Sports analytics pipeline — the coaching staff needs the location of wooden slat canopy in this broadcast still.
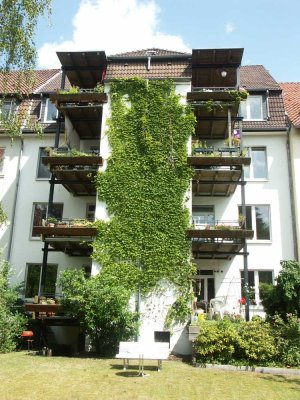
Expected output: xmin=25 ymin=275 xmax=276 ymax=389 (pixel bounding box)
xmin=57 ymin=51 xmax=107 ymax=88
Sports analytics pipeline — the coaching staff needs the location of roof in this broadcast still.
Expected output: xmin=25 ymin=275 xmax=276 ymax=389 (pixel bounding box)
xmin=280 ymin=83 xmax=300 ymax=127
xmin=240 ymin=65 xmax=281 ymax=90
xmin=0 ymin=69 xmax=61 ymax=95
xmin=110 ymin=48 xmax=190 ymax=57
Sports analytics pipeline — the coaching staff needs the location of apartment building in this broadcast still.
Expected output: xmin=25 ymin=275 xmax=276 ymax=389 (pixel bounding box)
xmin=0 ymin=48 xmax=294 ymax=354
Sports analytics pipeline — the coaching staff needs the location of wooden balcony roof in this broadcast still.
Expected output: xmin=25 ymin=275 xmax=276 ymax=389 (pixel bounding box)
xmin=50 ymin=93 xmax=107 ymax=140
xmin=56 ymin=51 xmax=107 ymax=88
xmin=191 ymin=48 xmax=243 ymax=88
xmin=32 ymin=226 xmax=97 ymax=256
xmin=187 ymin=227 xmax=253 ymax=259
xmin=42 ymin=156 xmax=102 ymax=196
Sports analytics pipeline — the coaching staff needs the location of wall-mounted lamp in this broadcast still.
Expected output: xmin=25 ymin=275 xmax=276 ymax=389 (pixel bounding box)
xmin=221 ymin=70 xmax=228 ymax=78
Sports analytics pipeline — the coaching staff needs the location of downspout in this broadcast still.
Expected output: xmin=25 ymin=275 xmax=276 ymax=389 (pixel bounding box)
xmin=7 ymin=138 xmax=23 ymax=263
xmin=286 ymin=120 xmax=299 ymax=260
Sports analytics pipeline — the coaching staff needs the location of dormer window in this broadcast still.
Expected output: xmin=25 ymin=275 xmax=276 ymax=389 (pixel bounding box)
xmin=43 ymin=98 xmax=57 ymax=123
xmin=240 ymin=95 xmax=264 ymax=121
xmin=0 ymin=99 xmax=17 ymax=120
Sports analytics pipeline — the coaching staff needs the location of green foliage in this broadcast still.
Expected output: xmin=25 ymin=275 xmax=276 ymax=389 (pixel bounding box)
xmin=260 ymin=260 xmax=300 ymax=318
xmin=235 ymin=317 xmax=277 ymax=364
xmin=0 ymin=0 xmax=51 ymax=71
xmin=93 ymin=78 xmax=196 ymax=326
xmin=270 ymin=314 xmax=300 ymax=367
xmin=193 ymin=317 xmax=299 ymax=367
xmin=165 ymin=290 xmax=194 ymax=329
xmin=59 ymin=269 xmax=139 ymax=356
xmin=0 ymin=203 xmax=7 ymax=225
xmin=193 ymin=320 xmax=239 ymax=364
xmin=0 ymin=260 xmax=27 ymax=353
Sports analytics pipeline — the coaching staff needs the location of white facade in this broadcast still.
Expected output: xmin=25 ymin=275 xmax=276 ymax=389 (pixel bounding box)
xmin=0 ymin=50 xmax=296 ymax=356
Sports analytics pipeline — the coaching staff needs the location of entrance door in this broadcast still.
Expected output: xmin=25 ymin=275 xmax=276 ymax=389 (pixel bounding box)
xmin=194 ymin=270 xmax=215 ymax=311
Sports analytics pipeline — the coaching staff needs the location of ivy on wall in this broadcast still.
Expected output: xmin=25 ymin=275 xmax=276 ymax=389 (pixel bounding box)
xmin=93 ymin=78 xmax=196 ymax=309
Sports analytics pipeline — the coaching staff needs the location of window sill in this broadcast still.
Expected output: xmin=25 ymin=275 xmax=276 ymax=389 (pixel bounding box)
xmin=36 ymin=177 xmax=51 ymax=181
xmin=248 ymin=240 xmax=272 ymax=244
xmin=244 ymin=178 xmax=268 ymax=182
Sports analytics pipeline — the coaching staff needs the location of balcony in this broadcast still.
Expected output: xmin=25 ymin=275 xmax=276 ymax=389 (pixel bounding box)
xmin=187 ymin=222 xmax=254 ymax=260
xmin=42 ymin=150 xmax=102 ymax=196
xmin=190 ymin=48 xmax=244 ymax=89
xmin=50 ymin=91 xmax=108 ymax=139
xmin=188 ymin=149 xmax=250 ymax=196
xmin=32 ymin=219 xmax=98 ymax=257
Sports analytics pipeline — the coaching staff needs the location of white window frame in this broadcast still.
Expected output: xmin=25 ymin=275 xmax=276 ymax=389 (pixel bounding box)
xmin=25 ymin=263 xmax=58 ymax=299
xmin=244 ymin=147 xmax=268 ymax=180
xmin=0 ymin=99 xmax=17 ymax=120
xmin=43 ymin=98 xmax=57 ymax=123
xmin=240 ymin=269 xmax=274 ymax=305
xmin=36 ymin=147 xmax=51 ymax=180
xmin=240 ymin=95 xmax=264 ymax=121
xmin=239 ymin=204 xmax=271 ymax=242
xmin=30 ymin=202 xmax=63 ymax=239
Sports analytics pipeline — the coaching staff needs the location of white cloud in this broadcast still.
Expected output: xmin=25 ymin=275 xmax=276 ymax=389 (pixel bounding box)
xmin=38 ymin=0 xmax=190 ymax=68
xmin=225 ymin=22 xmax=235 ymax=34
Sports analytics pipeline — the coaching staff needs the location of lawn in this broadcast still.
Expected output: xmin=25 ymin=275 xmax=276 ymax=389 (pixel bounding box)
xmin=0 ymin=352 xmax=299 ymax=400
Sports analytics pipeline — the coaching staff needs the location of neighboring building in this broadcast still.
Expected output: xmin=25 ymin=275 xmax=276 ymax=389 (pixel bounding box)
xmin=0 ymin=48 xmax=294 ymax=355
xmin=280 ymin=82 xmax=300 ymax=260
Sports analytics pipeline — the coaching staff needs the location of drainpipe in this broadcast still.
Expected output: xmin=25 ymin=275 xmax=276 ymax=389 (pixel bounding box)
xmin=7 ymin=138 xmax=23 ymax=263
xmin=286 ymin=121 xmax=299 ymax=260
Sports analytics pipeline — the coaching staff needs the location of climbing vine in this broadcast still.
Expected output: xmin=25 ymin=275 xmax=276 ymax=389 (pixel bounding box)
xmin=93 ymin=78 xmax=196 ymax=319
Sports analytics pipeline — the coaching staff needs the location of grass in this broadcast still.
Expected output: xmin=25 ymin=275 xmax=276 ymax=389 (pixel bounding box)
xmin=0 ymin=352 xmax=299 ymax=400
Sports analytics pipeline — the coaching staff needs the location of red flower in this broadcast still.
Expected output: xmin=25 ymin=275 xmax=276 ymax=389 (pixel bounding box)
xmin=239 ymin=297 xmax=246 ymax=305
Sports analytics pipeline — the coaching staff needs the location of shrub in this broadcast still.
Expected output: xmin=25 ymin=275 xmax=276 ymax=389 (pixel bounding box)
xmin=260 ymin=260 xmax=300 ymax=319
xmin=271 ymin=314 xmax=300 ymax=367
xmin=0 ymin=260 xmax=27 ymax=353
xmin=60 ymin=269 xmax=139 ymax=356
xmin=235 ymin=317 xmax=277 ymax=364
xmin=193 ymin=319 xmax=239 ymax=364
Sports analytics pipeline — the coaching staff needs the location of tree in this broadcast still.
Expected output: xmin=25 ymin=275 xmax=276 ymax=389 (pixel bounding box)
xmin=0 ymin=259 xmax=26 ymax=352
xmin=260 ymin=260 xmax=300 ymax=319
xmin=0 ymin=0 xmax=51 ymax=71
xmin=60 ymin=269 xmax=139 ymax=356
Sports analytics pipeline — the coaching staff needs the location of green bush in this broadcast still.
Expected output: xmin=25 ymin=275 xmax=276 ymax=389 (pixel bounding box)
xmin=193 ymin=317 xmax=298 ymax=367
xmin=235 ymin=317 xmax=277 ymax=364
xmin=260 ymin=260 xmax=300 ymax=319
xmin=60 ymin=269 xmax=139 ymax=356
xmin=271 ymin=314 xmax=300 ymax=367
xmin=0 ymin=260 xmax=27 ymax=353
xmin=193 ymin=319 xmax=239 ymax=364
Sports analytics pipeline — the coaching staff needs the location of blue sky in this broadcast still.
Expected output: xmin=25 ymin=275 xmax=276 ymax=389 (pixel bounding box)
xmin=36 ymin=0 xmax=299 ymax=82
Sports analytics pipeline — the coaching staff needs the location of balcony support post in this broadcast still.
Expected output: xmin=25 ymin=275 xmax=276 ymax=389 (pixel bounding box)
xmin=41 ymin=70 xmax=66 ymax=296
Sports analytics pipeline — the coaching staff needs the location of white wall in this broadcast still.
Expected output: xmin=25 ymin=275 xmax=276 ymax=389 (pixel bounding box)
xmin=3 ymin=135 xmax=94 ymax=292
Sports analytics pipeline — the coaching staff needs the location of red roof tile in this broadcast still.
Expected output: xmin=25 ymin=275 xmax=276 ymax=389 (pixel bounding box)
xmin=280 ymin=83 xmax=300 ymax=127
xmin=240 ymin=65 xmax=280 ymax=90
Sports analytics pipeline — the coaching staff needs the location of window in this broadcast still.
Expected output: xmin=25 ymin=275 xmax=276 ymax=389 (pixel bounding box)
xmin=86 ymin=204 xmax=95 ymax=221
xmin=37 ymin=147 xmax=51 ymax=179
xmin=43 ymin=98 xmax=57 ymax=123
xmin=239 ymin=205 xmax=271 ymax=240
xmin=25 ymin=263 xmax=58 ymax=298
xmin=192 ymin=206 xmax=214 ymax=228
xmin=0 ymin=99 xmax=17 ymax=120
xmin=244 ymin=147 xmax=267 ymax=179
xmin=240 ymin=95 xmax=264 ymax=121
xmin=240 ymin=270 xmax=273 ymax=304
xmin=31 ymin=203 xmax=63 ymax=237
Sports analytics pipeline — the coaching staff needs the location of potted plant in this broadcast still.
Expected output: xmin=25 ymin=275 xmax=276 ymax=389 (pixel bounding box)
xmin=46 ymin=217 xmax=57 ymax=227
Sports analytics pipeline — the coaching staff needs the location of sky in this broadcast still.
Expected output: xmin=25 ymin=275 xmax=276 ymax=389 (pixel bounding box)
xmin=35 ymin=0 xmax=299 ymax=83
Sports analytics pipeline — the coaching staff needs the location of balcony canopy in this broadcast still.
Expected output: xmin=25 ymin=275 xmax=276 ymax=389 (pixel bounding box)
xmin=191 ymin=48 xmax=244 ymax=89
xmin=33 ymin=226 xmax=97 ymax=257
xmin=42 ymin=155 xmax=102 ymax=196
xmin=187 ymin=228 xmax=253 ymax=260
xmin=57 ymin=51 xmax=107 ymax=88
